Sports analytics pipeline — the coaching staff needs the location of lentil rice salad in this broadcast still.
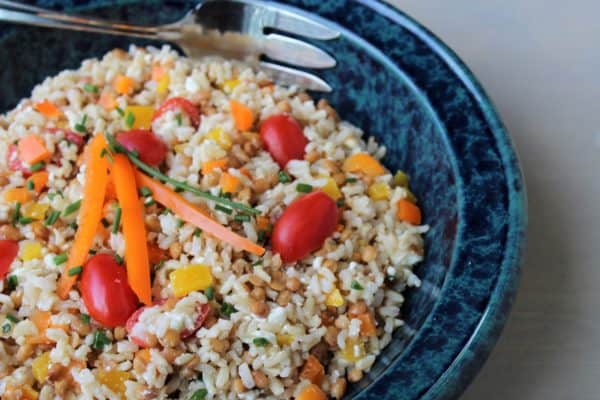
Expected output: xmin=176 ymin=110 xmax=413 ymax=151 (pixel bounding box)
xmin=0 ymin=46 xmax=427 ymax=400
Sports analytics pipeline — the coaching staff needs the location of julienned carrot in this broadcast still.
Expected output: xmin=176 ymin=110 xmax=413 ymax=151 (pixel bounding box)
xmin=110 ymin=155 xmax=152 ymax=305
xmin=18 ymin=135 xmax=52 ymax=165
xmin=34 ymin=100 xmax=62 ymax=118
xmin=396 ymin=199 xmax=422 ymax=225
xmin=57 ymin=135 xmax=110 ymax=299
xmin=229 ymin=100 xmax=254 ymax=131
xmin=135 ymin=171 xmax=265 ymax=256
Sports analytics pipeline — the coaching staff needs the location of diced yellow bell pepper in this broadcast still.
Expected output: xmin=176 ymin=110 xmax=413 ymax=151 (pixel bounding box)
xmin=31 ymin=352 xmax=51 ymax=383
xmin=21 ymin=241 xmax=42 ymax=261
xmin=393 ymin=170 xmax=409 ymax=187
xmin=325 ymin=288 xmax=344 ymax=307
xmin=97 ymin=370 xmax=131 ymax=399
xmin=367 ymin=182 xmax=391 ymax=201
xmin=276 ymin=334 xmax=294 ymax=346
xmin=222 ymin=79 xmax=240 ymax=93
xmin=341 ymin=337 xmax=365 ymax=362
xmin=206 ymin=127 xmax=232 ymax=150
xmin=320 ymin=177 xmax=342 ymax=200
xmin=156 ymin=74 xmax=170 ymax=95
xmin=124 ymin=106 xmax=155 ymax=130
xmin=3 ymin=188 xmax=32 ymax=204
xmin=343 ymin=153 xmax=385 ymax=177
xmin=169 ymin=264 xmax=213 ymax=298
xmin=23 ymin=203 xmax=50 ymax=221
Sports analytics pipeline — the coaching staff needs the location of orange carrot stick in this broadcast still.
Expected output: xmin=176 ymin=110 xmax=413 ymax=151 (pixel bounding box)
xmin=110 ymin=155 xmax=152 ymax=305
xmin=18 ymin=135 xmax=51 ymax=165
xmin=229 ymin=100 xmax=254 ymax=131
xmin=57 ymin=135 xmax=110 ymax=299
xmin=135 ymin=171 xmax=265 ymax=256
xmin=34 ymin=100 xmax=62 ymax=118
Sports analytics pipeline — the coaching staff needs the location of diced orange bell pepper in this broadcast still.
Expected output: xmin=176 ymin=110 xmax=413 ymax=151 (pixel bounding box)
xmin=297 ymin=384 xmax=327 ymax=400
xmin=18 ymin=135 xmax=51 ymax=165
xmin=219 ymin=172 xmax=240 ymax=194
xmin=300 ymin=355 xmax=325 ymax=384
xmin=29 ymin=171 xmax=49 ymax=193
xmin=3 ymin=188 xmax=32 ymax=203
xmin=396 ymin=199 xmax=422 ymax=225
xmin=343 ymin=153 xmax=385 ymax=177
xmin=34 ymin=100 xmax=62 ymax=119
xmin=113 ymin=75 xmax=135 ymax=95
xmin=202 ymin=158 xmax=228 ymax=175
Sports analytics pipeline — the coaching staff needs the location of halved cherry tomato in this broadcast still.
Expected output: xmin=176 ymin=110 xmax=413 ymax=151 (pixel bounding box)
xmin=116 ymin=129 xmax=168 ymax=167
xmin=0 ymin=240 xmax=18 ymax=280
xmin=260 ymin=114 xmax=308 ymax=168
xmin=7 ymin=144 xmax=31 ymax=176
xmin=271 ymin=191 xmax=338 ymax=263
xmin=80 ymin=253 xmax=139 ymax=328
xmin=126 ymin=300 xmax=210 ymax=347
xmin=153 ymin=97 xmax=200 ymax=128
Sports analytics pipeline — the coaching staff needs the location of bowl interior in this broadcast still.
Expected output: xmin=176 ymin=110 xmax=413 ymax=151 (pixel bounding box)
xmin=1 ymin=2 xmax=523 ymax=400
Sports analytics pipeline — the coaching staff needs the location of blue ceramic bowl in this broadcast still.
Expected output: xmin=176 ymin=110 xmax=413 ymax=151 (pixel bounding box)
xmin=0 ymin=1 xmax=526 ymax=399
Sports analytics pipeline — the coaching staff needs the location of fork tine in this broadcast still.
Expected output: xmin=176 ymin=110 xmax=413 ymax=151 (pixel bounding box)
xmin=259 ymin=61 xmax=332 ymax=92
xmin=263 ymin=33 xmax=336 ymax=69
xmin=267 ymin=6 xmax=340 ymax=40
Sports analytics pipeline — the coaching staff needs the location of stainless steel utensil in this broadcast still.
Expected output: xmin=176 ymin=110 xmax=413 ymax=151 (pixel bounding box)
xmin=0 ymin=0 xmax=339 ymax=91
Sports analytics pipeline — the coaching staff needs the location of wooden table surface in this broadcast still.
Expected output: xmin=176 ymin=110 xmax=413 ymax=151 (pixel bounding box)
xmin=387 ymin=1 xmax=600 ymax=399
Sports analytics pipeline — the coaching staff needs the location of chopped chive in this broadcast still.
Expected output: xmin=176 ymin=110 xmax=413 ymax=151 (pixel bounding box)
xmin=12 ymin=202 xmax=21 ymax=223
xmin=174 ymin=187 xmax=185 ymax=193
xmin=26 ymin=180 xmax=34 ymax=191
xmin=252 ymin=337 xmax=270 ymax=347
xmin=53 ymin=253 xmax=68 ymax=266
xmin=176 ymin=113 xmax=183 ymax=126
xmin=116 ymin=107 xmax=125 ymax=117
xmin=100 ymin=148 xmax=114 ymax=164
xmin=189 ymin=388 xmax=208 ymax=400
xmin=351 ymin=280 xmax=364 ymax=290
xmin=75 ymin=114 xmax=88 ymax=133
xmin=114 ymin=254 xmax=124 ymax=265
xmin=47 ymin=190 xmax=63 ymax=201
xmin=140 ymin=186 xmax=152 ymax=197
xmin=130 ymin=149 xmax=139 ymax=159
xmin=257 ymin=230 xmax=266 ymax=243
xmin=68 ymin=266 xmax=83 ymax=276
xmin=81 ymin=313 xmax=91 ymax=324
xmin=105 ymin=133 xmax=260 ymax=215
xmin=234 ymin=214 xmax=250 ymax=222
xmin=7 ymin=275 xmax=18 ymax=291
xmin=44 ymin=210 xmax=61 ymax=226
xmin=296 ymin=183 xmax=313 ymax=193
xmin=125 ymin=111 xmax=135 ymax=129
xmin=112 ymin=207 xmax=122 ymax=234
xmin=92 ymin=330 xmax=111 ymax=350
xmin=69 ymin=221 xmax=78 ymax=230
xmin=18 ymin=217 xmax=33 ymax=225
xmin=193 ymin=228 xmax=202 ymax=237
xmin=83 ymin=83 xmax=99 ymax=93
xmin=176 ymin=219 xmax=184 ymax=228
xmin=144 ymin=198 xmax=156 ymax=207
xmin=154 ymin=260 xmax=165 ymax=271
xmin=220 ymin=302 xmax=237 ymax=317
xmin=278 ymin=171 xmax=291 ymax=183
xmin=252 ymin=260 xmax=262 ymax=267
xmin=215 ymin=204 xmax=233 ymax=215
xmin=205 ymin=286 xmax=214 ymax=301
xmin=345 ymin=177 xmax=358 ymax=184
xmin=30 ymin=162 xmax=45 ymax=172
xmin=63 ymin=200 xmax=82 ymax=217
xmin=6 ymin=314 xmax=18 ymax=323
xmin=2 ymin=323 xmax=10 ymax=333
xmin=336 ymin=199 xmax=345 ymax=208
xmin=101 ymin=218 xmax=110 ymax=228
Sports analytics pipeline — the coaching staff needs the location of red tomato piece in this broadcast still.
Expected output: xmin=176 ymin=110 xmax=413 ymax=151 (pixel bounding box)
xmin=126 ymin=300 xmax=210 ymax=347
xmin=47 ymin=128 xmax=85 ymax=148
xmin=153 ymin=97 xmax=200 ymax=128
xmin=271 ymin=191 xmax=338 ymax=263
xmin=116 ymin=129 xmax=168 ymax=167
xmin=80 ymin=253 xmax=139 ymax=328
xmin=260 ymin=114 xmax=308 ymax=168
xmin=7 ymin=144 xmax=31 ymax=176
xmin=0 ymin=240 xmax=18 ymax=280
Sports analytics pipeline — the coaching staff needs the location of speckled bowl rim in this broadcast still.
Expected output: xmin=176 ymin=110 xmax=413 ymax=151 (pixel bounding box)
xmin=348 ymin=1 xmax=528 ymax=399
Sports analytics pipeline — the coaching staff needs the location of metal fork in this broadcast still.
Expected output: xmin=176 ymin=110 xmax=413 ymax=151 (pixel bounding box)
xmin=0 ymin=0 xmax=339 ymax=92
